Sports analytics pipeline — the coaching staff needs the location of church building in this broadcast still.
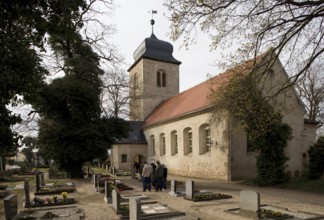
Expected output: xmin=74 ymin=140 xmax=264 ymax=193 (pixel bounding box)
xmin=110 ymin=24 xmax=318 ymax=181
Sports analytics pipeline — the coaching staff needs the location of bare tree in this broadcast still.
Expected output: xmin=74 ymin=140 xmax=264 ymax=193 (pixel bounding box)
xmin=100 ymin=69 xmax=129 ymax=118
xmin=41 ymin=0 xmax=122 ymax=79
xmin=296 ymin=62 xmax=324 ymax=124
xmin=164 ymin=1 xmax=324 ymax=82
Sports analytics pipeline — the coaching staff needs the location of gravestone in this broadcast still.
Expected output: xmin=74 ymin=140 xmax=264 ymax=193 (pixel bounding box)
xmin=129 ymin=197 xmax=141 ymax=220
xmin=4 ymin=194 xmax=18 ymax=220
xmin=171 ymin=180 xmax=177 ymax=193
xmin=35 ymin=173 xmax=40 ymax=192
xmin=40 ymin=172 xmax=45 ymax=186
xmin=104 ymin=181 xmax=112 ymax=203
xmin=112 ymin=189 xmax=121 ymax=213
xmin=185 ymin=180 xmax=194 ymax=199
xmin=24 ymin=180 xmax=30 ymax=206
xmin=240 ymin=190 xmax=260 ymax=213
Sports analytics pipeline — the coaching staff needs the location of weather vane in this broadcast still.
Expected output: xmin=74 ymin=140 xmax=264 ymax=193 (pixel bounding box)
xmin=149 ymin=10 xmax=157 ymax=34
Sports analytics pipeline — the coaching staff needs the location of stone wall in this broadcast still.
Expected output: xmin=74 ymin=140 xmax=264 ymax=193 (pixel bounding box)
xmin=128 ymin=59 xmax=180 ymax=120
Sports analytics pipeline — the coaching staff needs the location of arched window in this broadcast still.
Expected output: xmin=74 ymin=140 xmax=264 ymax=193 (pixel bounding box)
xmin=150 ymin=135 xmax=155 ymax=156
xmin=183 ymin=127 xmax=193 ymax=155
xmin=157 ymin=69 xmax=166 ymax=87
xmin=199 ymin=124 xmax=211 ymax=154
xmin=159 ymin=133 xmax=166 ymax=156
xmin=171 ymin=130 xmax=178 ymax=156
xmin=162 ymin=72 xmax=166 ymax=87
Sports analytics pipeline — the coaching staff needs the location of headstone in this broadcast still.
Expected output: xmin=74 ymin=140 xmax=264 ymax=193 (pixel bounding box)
xmin=104 ymin=181 xmax=112 ymax=203
xmin=112 ymin=189 xmax=121 ymax=213
xmin=96 ymin=174 xmax=101 ymax=190
xmin=106 ymin=165 xmax=108 ymax=173
xmin=129 ymin=197 xmax=141 ymax=220
xmin=24 ymin=180 xmax=30 ymax=205
xmin=4 ymin=194 xmax=18 ymax=220
xmin=185 ymin=180 xmax=194 ymax=199
xmin=40 ymin=172 xmax=45 ymax=186
xmin=35 ymin=173 xmax=40 ymax=192
xmin=240 ymin=190 xmax=260 ymax=213
xmin=171 ymin=180 xmax=177 ymax=193
xmin=93 ymin=173 xmax=98 ymax=186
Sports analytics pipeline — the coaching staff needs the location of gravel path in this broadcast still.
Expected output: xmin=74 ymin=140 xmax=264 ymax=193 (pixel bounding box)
xmin=3 ymin=174 xmax=324 ymax=220
xmin=71 ymin=175 xmax=324 ymax=220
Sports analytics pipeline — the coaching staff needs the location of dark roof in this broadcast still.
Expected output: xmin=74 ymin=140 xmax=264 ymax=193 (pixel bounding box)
xmin=128 ymin=34 xmax=181 ymax=71
xmin=115 ymin=121 xmax=147 ymax=144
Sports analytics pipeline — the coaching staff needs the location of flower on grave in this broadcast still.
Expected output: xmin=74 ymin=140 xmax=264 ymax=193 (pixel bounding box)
xmin=61 ymin=192 xmax=68 ymax=200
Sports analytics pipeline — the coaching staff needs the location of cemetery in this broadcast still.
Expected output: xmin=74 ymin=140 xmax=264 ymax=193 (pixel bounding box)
xmin=1 ymin=165 xmax=324 ymax=220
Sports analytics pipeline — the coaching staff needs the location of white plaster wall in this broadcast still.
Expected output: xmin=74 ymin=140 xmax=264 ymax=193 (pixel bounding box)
xmin=230 ymin=126 xmax=258 ymax=180
xmin=144 ymin=112 xmax=230 ymax=181
xmin=110 ymin=144 xmax=147 ymax=171
xmin=259 ymin=59 xmax=317 ymax=176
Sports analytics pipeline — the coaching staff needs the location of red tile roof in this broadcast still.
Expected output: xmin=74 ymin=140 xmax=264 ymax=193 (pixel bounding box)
xmin=143 ymin=52 xmax=268 ymax=128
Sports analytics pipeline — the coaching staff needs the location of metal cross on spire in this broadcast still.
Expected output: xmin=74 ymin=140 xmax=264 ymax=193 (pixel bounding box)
xmin=149 ymin=10 xmax=157 ymax=34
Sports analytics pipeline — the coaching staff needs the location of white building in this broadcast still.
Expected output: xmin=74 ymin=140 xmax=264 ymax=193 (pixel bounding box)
xmin=110 ymin=31 xmax=318 ymax=181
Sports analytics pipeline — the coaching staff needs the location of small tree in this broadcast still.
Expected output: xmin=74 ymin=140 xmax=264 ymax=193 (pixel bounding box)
xmin=308 ymin=137 xmax=324 ymax=179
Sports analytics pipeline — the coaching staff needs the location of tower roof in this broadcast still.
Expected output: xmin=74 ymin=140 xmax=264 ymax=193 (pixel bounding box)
xmin=128 ymin=33 xmax=181 ymax=71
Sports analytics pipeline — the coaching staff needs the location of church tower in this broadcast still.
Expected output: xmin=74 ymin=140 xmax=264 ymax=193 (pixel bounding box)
xmin=128 ymin=19 xmax=181 ymax=121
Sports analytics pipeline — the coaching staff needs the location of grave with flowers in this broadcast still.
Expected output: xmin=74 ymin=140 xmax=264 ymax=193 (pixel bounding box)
xmin=25 ymin=192 xmax=76 ymax=208
xmin=34 ymin=173 xmax=75 ymax=195
xmin=24 ymin=180 xmax=76 ymax=208
xmin=182 ymin=180 xmax=232 ymax=202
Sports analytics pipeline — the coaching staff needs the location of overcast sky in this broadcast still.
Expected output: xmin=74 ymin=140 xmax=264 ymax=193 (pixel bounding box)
xmin=111 ymin=0 xmax=221 ymax=92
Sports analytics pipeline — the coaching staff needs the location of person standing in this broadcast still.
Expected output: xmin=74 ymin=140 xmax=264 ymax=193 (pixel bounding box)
xmin=150 ymin=162 xmax=157 ymax=188
xmin=155 ymin=161 xmax=164 ymax=191
xmin=162 ymin=165 xmax=168 ymax=190
xmin=142 ymin=162 xmax=152 ymax=192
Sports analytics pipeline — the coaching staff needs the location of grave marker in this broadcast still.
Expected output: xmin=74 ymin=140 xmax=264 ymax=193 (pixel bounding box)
xmin=104 ymin=181 xmax=112 ymax=203
xmin=112 ymin=189 xmax=121 ymax=213
xmin=40 ymin=172 xmax=45 ymax=186
xmin=4 ymin=194 xmax=18 ymax=220
xmin=185 ymin=180 xmax=194 ymax=199
xmin=24 ymin=180 xmax=30 ymax=206
xmin=35 ymin=173 xmax=40 ymax=192
xmin=240 ymin=190 xmax=260 ymax=213
xmin=171 ymin=180 xmax=177 ymax=193
xmin=129 ymin=197 xmax=141 ymax=220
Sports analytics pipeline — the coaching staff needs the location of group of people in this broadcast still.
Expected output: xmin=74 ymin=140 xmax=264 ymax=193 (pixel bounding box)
xmin=138 ymin=160 xmax=168 ymax=192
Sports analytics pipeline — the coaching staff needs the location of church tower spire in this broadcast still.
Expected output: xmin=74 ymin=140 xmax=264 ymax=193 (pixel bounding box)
xmin=128 ymin=15 xmax=181 ymax=121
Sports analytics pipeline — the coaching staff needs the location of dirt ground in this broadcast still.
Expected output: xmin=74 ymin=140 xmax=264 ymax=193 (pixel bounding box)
xmin=2 ymin=174 xmax=324 ymax=220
